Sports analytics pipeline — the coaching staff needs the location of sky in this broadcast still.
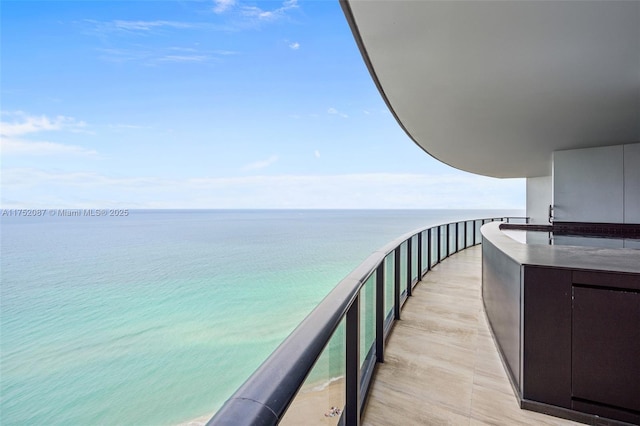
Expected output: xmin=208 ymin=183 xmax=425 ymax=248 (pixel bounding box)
xmin=0 ymin=0 xmax=525 ymax=209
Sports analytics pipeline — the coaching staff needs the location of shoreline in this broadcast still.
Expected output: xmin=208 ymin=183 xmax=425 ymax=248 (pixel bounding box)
xmin=280 ymin=377 xmax=345 ymax=425
xmin=177 ymin=414 xmax=215 ymax=426
xmin=178 ymin=376 xmax=345 ymax=426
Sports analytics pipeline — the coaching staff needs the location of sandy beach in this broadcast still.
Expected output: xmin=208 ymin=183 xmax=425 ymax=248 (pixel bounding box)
xmin=177 ymin=413 xmax=215 ymax=426
xmin=279 ymin=377 xmax=345 ymax=426
xmin=179 ymin=377 xmax=345 ymax=426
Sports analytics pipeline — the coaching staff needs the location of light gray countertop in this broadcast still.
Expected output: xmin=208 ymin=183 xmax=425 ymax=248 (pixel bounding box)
xmin=481 ymin=222 xmax=640 ymax=275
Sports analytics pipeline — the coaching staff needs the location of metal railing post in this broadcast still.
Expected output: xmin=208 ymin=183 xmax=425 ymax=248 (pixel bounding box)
xmin=406 ymin=238 xmax=412 ymax=297
xmin=427 ymin=229 xmax=432 ymax=270
xmin=375 ymin=265 xmax=384 ymax=363
xmin=446 ymin=224 xmax=450 ymax=258
xmin=417 ymin=232 xmax=423 ymax=278
xmin=437 ymin=226 xmax=441 ymax=263
xmin=345 ymin=295 xmax=361 ymax=426
xmin=463 ymin=221 xmax=468 ymax=249
xmin=394 ymin=248 xmax=401 ymax=320
xmin=473 ymin=220 xmax=477 ymax=245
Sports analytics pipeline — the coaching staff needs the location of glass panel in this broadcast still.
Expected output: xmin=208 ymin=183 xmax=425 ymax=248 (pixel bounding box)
xmin=440 ymin=225 xmax=446 ymax=258
xmin=475 ymin=220 xmax=482 ymax=243
xmin=399 ymin=241 xmax=407 ymax=293
xmin=384 ymin=253 xmax=394 ymax=321
xmin=411 ymin=235 xmax=418 ymax=282
xmin=430 ymin=228 xmax=438 ymax=267
xmin=458 ymin=222 xmax=466 ymax=250
xmin=360 ymin=274 xmax=376 ymax=367
xmin=280 ymin=319 xmax=345 ymax=425
xmin=449 ymin=224 xmax=456 ymax=255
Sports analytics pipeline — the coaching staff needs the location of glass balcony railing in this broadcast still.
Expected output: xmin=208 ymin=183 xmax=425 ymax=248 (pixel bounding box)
xmin=208 ymin=216 xmax=528 ymax=426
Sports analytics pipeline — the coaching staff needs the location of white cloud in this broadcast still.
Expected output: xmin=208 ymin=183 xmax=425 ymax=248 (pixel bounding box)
xmin=1 ymin=112 xmax=87 ymax=137
xmin=212 ymin=50 xmax=239 ymax=56
xmin=83 ymin=2 xmax=297 ymax=38
xmin=242 ymin=6 xmax=274 ymax=20
xmin=1 ymin=168 xmax=525 ymax=210
xmin=241 ymin=155 xmax=279 ymax=171
xmin=95 ymin=47 xmax=141 ymax=63
xmin=283 ymin=0 xmax=298 ymax=9
xmin=327 ymin=107 xmax=348 ymax=119
xmin=0 ymin=139 xmax=97 ymax=156
xmin=241 ymin=0 xmax=299 ymax=21
xmin=112 ymin=20 xmax=195 ymax=32
xmin=95 ymin=45 xmax=236 ymax=65
xmin=168 ymin=46 xmax=198 ymax=52
xmin=213 ymin=0 xmax=236 ymax=14
xmin=314 ymin=150 xmax=321 ymax=158
xmin=82 ymin=19 xmax=234 ymax=40
xmin=108 ymin=123 xmax=149 ymax=130
xmin=158 ymin=55 xmax=209 ymax=62
xmin=0 ymin=112 xmax=97 ymax=157
xmin=289 ymin=42 xmax=300 ymax=50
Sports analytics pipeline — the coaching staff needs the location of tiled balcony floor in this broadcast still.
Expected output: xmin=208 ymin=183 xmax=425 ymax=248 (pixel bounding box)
xmin=362 ymin=245 xmax=581 ymax=426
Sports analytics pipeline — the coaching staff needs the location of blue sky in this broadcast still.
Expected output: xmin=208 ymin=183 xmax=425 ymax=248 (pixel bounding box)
xmin=1 ymin=0 xmax=525 ymax=209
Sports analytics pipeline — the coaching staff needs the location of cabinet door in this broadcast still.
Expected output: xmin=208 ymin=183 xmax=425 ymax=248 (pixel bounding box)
xmin=523 ymin=266 xmax=572 ymax=408
xmin=572 ymin=286 xmax=640 ymax=412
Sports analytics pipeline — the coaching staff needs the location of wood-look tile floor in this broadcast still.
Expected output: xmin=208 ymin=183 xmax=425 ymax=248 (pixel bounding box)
xmin=361 ymin=246 xmax=581 ymax=426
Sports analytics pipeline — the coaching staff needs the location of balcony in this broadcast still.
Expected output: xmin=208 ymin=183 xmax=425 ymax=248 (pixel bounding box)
xmin=210 ymin=217 xmax=588 ymax=425
xmin=361 ymin=244 xmax=578 ymax=425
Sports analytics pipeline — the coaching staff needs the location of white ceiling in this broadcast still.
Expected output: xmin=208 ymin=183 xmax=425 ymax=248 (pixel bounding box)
xmin=343 ymin=0 xmax=640 ymax=178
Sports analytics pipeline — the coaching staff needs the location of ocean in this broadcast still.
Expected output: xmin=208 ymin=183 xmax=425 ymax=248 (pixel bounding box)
xmin=0 ymin=209 xmax=523 ymax=425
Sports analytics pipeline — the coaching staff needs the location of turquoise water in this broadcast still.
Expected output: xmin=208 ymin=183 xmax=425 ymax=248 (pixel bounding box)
xmin=0 ymin=209 xmax=522 ymax=425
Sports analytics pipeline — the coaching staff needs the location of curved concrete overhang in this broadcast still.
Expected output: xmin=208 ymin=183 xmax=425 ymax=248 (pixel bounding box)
xmin=341 ymin=1 xmax=640 ymax=178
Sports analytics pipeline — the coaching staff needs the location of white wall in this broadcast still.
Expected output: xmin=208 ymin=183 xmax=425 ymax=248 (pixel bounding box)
xmin=624 ymin=143 xmax=640 ymax=223
xmin=526 ymin=176 xmax=552 ymax=224
xmin=552 ymin=143 xmax=639 ymax=224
